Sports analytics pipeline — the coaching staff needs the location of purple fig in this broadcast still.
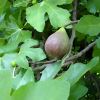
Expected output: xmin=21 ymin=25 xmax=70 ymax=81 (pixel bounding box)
xmin=45 ymin=27 xmax=69 ymax=59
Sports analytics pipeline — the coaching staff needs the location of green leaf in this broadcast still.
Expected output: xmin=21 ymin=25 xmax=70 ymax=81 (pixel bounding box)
xmin=0 ymin=70 xmax=12 ymax=100
xmin=0 ymin=0 xmax=7 ymax=14
xmin=86 ymin=1 xmax=96 ymax=14
xmin=45 ymin=3 xmax=70 ymax=28
xmin=69 ymin=83 xmax=88 ymax=100
xmin=20 ymin=39 xmax=46 ymax=61
xmin=0 ymin=16 xmax=32 ymax=55
xmin=2 ymin=53 xmax=17 ymax=69
xmin=40 ymin=61 xmax=61 ymax=81
xmin=23 ymin=48 xmax=46 ymax=61
xmin=16 ymin=54 xmax=29 ymax=68
xmin=26 ymin=3 xmax=46 ymax=32
xmin=66 ymin=0 xmax=73 ymax=4
xmin=45 ymin=0 xmax=73 ymax=6
xmin=93 ymin=47 xmax=100 ymax=57
xmin=13 ymin=0 xmax=30 ymax=7
xmin=12 ymin=79 xmax=70 ymax=100
xmin=0 ymin=38 xmax=5 ymax=46
xmin=86 ymin=0 xmax=100 ymax=13
xmin=0 ymin=14 xmax=5 ymax=23
xmin=59 ymin=57 xmax=99 ymax=86
xmin=13 ymin=72 xmax=22 ymax=90
xmin=91 ymin=47 xmax=100 ymax=73
xmin=91 ymin=61 xmax=100 ymax=73
xmin=8 ymin=30 xmax=32 ymax=45
xmin=76 ymin=15 xmax=100 ymax=36
xmin=0 ymin=43 xmax=18 ymax=55
xmin=14 ymin=68 xmax=34 ymax=89
xmin=6 ymin=16 xmax=32 ymax=44
xmin=26 ymin=1 xmax=70 ymax=32
xmin=16 ymin=39 xmax=46 ymax=68
xmin=0 ymin=14 xmax=6 ymax=30
xmin=96 ymin=37 xmax=100 ymax=48
xmin=6 ymin=15 xmax=21 ymax=34
xmin=92 ymin=0 xmax=100 ymax=10
xmin=21 ymin=39 xmax=39 ymax=48
xmin=32 ymin=0 xmax=37 ymax=4
xmin=0 ymin=57 xmax=3 ymax=69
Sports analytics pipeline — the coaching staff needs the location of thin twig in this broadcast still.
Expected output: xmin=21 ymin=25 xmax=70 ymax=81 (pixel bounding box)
xmin=65 ymin=40 xmax=96 ymax=62
xmin=33 ymin=65 xmax=46 ymax=71
xmin=62 ymin=61 xmax=73 ymax=67
xmin=64 ymin=20 xmax=78 ymax=27
xmin=35 ymin=58 xmax=57 ymax=65
xmin=68 ymin=0 xmax=78 ymax=56
xmin=73 ymin=0 xmax=78 ymax=21
xmin=61 ymin=0 xmax=78 ymax=66
xmin=30 ymin=58 xmax=57 ymax=69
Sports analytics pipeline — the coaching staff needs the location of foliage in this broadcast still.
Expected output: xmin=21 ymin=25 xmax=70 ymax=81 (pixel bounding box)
xmin=0 ymin=0 xmax=100 ymax=100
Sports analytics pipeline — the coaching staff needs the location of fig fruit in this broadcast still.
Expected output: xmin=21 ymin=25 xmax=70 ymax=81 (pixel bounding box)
xmin=45 ymin=27 xmax=69 ymax=59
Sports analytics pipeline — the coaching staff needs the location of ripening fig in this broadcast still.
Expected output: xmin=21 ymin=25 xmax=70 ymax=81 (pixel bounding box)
xmin=45 ymin=27 xmax=69 ymax=59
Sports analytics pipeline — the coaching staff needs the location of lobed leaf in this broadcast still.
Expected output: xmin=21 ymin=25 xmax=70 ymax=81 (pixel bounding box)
xmin=40 ymin=61 xmax=61 ymax=81
xmin=76 ymin=15 xmax=100 ymax=36
xmin=13 ymin=0 xmax=30 ymax=7
xmin=58 ymin=57 xmax=99 ymax=86
xmin=12 ymin=79 xmax=70 ymax=100
xmin=13 ymin=68 xmax=35 ymax=89
xmin=69 ymin=83 xmax=88 ymax=100
xmin=26 ymin=1 xmax=70 ymax=32
xmin=0 ymin=70 xmax=12 ymax=100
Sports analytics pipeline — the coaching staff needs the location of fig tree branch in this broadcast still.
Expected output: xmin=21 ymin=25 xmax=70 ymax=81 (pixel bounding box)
xmin=63 ymin=40 xmax=96 ymax=65
xmin=61 ymin=0 xmax=78 ymax=66
xmin=64 ymin=20 xmax=78 ymax=27
xmin=32 ymin=58 xmax=57 ymax=65
xmin=32 ymin=40 xmax=96 ymax=71
xmin=68 ymin=0 xmax=78 ymax=56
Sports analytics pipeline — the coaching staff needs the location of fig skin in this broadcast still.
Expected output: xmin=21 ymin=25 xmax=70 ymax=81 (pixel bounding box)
xmin=45 ymin=27 xmax=69 ymax=59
